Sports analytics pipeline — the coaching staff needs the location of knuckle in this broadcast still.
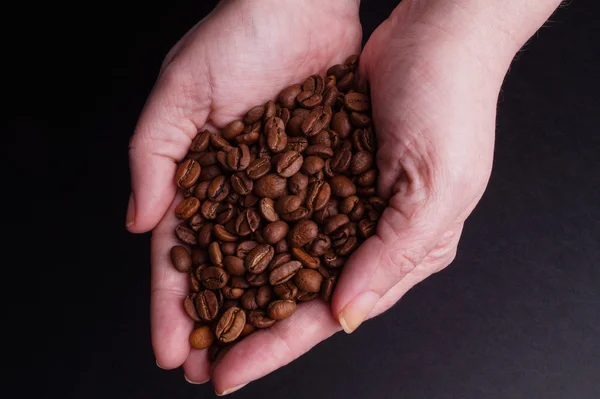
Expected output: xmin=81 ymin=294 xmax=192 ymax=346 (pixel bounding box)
xmin=385 ymin=244 xmax=426 ymax=278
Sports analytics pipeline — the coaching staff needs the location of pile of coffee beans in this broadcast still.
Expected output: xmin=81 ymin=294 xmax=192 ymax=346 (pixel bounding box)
xmin=169 ymin=54 xmax=386 ymax=358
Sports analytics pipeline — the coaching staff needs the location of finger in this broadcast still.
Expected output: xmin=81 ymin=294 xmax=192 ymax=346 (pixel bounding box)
xmin=211 ymin=300 xmax=340 ymax=396
xmin=331 ymin=192 xmax=460 ymax=333
xmin=183 ymin=349 xmax=211 ymax=384
xmin=151 ymin=193 xmax=194 ymax=369
xmin=127 ymin=63 xmax=211 ymax=233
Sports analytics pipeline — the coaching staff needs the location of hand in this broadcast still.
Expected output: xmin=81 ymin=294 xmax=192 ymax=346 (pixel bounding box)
xmin=126 ymin=0 xmax=362 ymax=390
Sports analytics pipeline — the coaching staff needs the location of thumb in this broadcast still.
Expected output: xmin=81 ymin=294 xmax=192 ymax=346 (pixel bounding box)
xmin=126 ymin=64 xmax=211 ymax=233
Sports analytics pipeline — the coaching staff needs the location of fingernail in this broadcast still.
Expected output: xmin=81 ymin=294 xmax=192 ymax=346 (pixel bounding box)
xmin=337 ymin=291 xmax=380 ymax=334
xmin=185 ymin=375 xmax=209 ymax=384
xmin=126 ymin=193 xmax=135 ymax=228
xmin=216 ymin=383 xmax=248 ymax=396
xmin=156 ymin=359 xmax=167 ymax=370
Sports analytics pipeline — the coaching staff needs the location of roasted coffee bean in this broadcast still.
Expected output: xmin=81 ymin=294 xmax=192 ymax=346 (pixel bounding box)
xmin=254 ymin=174 xmax=287 ymax=198
xmin=310 ymin=234 xmax=331 ymax=256
xmin=261 ymin=220 xmax=289 ymax=245
xmin=301 ymin=156 xmax=325 ymax=175
xmin=248 ymin=310 xmax=276 ymax=329
xmin=240 ymin=288 xmax=259 ymax=310
xmin=222 ymin=120 xmax=245 ymax=140
xmin=275 ymin=195 xmax=301 ymax=214
xmin=269 ymin=253 xmax=292 ymax=271
xmin=175 ymin=198 xmax=200 ymax=221
xmin=245 ymin=244 xmax=275 ymax=274
xmin=356 ymin=169 xmax=377 ymax=187
xmin=208 ymin=242 xmax=223 ymax=266
xmin=246 ymin=157 xmax=271 ymax=180
xmin=302 ymin=105 xmax=332 ymax=136
xmin=221 ymin=242 xmax=237 ymax=256
xmin=320 ymin=277 xmax=336 ymax=302
xmin=279 ymin=207 xmax=310 ymax=223
xmin=337 ymin=71 xmax=354 ymax=92
xmin=257 ymin=198 xmax=279 ymax=222
xmin=263 ymin=100 xmax=277 ymax=120
xmin=350 ymin=151 xmax=374 ymax=175
xmin=247 ymin=271 xmax=269 ymax=286
xmin=244 ymin=105 xmax=265 ymax=124
xmin=207 ymin=176 xmax=230 ymax=202
xmin=189 ymin=272 xmax=202 ymax=292
xmin=327 ymin=64 xmax=350 ymax=80
xmin=230 ymin=276 xmax=251 ymax=289
xmin=336 ymin=235 xmax=358 ymax=255
xmin=322 ymin=85 xmax=339 ymax=108
xmin=269 ymin=260 xmax=302 ymax=285
xmin=199 ymin=164 xmax=223 ymax=182
xmin=176 ymin=223 xmax=197 ymax=245
xmin=267 ymin=300 xmax=296 ymax=320
xmin=200 ymin=267 xmax=229 ymax=290
xmin=297 ymin=90 xmax=322 ymax=109
xmin=189 ymin=214 xmax=205 ymax=231
xmin=306 ymin=181 xmax=331 ymax=211
xmin=291 ymin=247 xmax=319 ymax=269
xmin=273 ymin=281 xmax=298 ymax=300
xmin=197 ymin=151 xmax=218 ymax=167
xmin=368 ymin=197 xmax=387 ymax=212
xmin=279 ymin=84 xmax=303 ymax=109
xmin=194 ymin=181 xmax=210 ymax=200
xmin=236 ymin=240 xmax=258 ymax=258
xmin=184 ymin=294 xmax=201 ymax=321
xmin=225 ymin=144 xmax=251 ymax=171
xmin=302 ymin=74 xmax=325 ymax=95
xmin=191 ymin=248 xmax=209 ymax=266
xmin=312 ymin=200 xmax=338 ymax=224
xmin=274 ymin=238 xmax=289 ymax=253
xmin=215 ymin=203 xmax=235 ymax=225
xmin=350 ymin=112 xmax=371 ymax=128
xmin=294 ymin=269 xmax=323 ymax=293
xmin=277 ymin=107 xmax=291 ymax=125
xmin=210 ymin=132 xmax=233 ymax=152
xmin=296 ymin=291 xmax=318 ymax=302
xmin=256 ymin=285 xmax=273 ymax=308
xmin=230 ymin=172 xmax=253 ymax=196
xmin=200 ymin=200 xmax=220 ymax=220
xmin=190 ymin=130 xmax=211 ymax=152
xmin=305 ymin=144 xmax=334 ymax=159
xmin=285 ymin=136 xmax=309 ymax=153
xmin=265 ymin=117 xmax=287 ymax=153
xmin=223 ymin=256 xmax=246 ymax=276
xmin=170 ymin=245 xmax=192 ymax=272
xmin=213 ymin=224 xmax=238 ymax=242
xmin=356 ymin=186 xmax=376 ymax=197
xmin=358 ymin=218 xmax=376 ymax=238
xmin=288 ymin=173 xmax=309 ymax=194
xmin=235 ymin=208 xmax=261 ymax=236
xmin=276 ymin=151 xmax=303 ymax=177
xmin=323 ymin=249 xmax=345 ymax=268
xmin=329 ymin=175 xmax=356 ymax=198
xmin=324 ymin=214 xmax=350 ymax=235
xmin=344 ymin=92 xmax=370 ymax=112
xmin=189 ymin=326 xmax=215 ymax=350
xmin=216 ymin=307 xmax=246 ymax=343
xmin=310 ymin=130 xmax=332 ymax=147
xmin=236 ymin=131 xmax=260 ymax=146
xmin=195 ymin=290 xmax=219 ymax=321
xmin=286 ymin=116 xmax=304 ymax=137
xmin=289 ymin=220 xmax=318 ymax=247
xmin=353 ymin=128 xmax=376 ymax=152
xmin=176 ymin=159 xmax=201 ymax=189
xmin=197 ymin=222 xmax=213 ymax=248
xmin=330 ymin=141 xmax=352 ymax=173
xmin=240 ymin=323 xmax=256 ymax=338
xmin=222 ymin=286 xmax=245 ymax=300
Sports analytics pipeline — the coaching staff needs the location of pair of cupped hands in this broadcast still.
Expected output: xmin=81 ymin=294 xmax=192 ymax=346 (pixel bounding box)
xmin=126 ymin=0 xmax=520 ymax=394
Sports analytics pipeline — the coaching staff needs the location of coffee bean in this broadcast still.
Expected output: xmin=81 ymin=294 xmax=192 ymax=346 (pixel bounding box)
xmin=262 ymin=220 xmax=290 ymax=245
xmin=353 ymin=127 xmax=376 ymax=152
xmin=358 ymin=218 xmax=376 ymax=238
xmin=350 ymin=151 xmax=374 ymax=175
xmin=194 ymin=181 xmax=210 ymax=200
xmin=356 ymin=186 xmax=376 ymax=197
xmin=344 ymin=92 xmax=370 ymax=112
xmin=301 ymin=156 xmax=325 ymax=175
xmin=200 ymin=266 xmax=229 ymax=290
xmin=191 ymin=248 xmax=209 ymax=266
xmin=208 ymin=242 xmax=223 ymax=266
xmin=189 ymin=214 xmax=205 ymax=231
xmin=330 ymin=141 xmax=352 ymax=173
xmin=294 ymin=269 xmax=323 ymax=293
xmin=291 ymin=247 xmax=319 ymax=269
xmin=269 ymin=260 xmax=302 ymax=285
xmin=215 ymin=203 xmax=235 ymax=225
xmin=245 ymin=244 xmax=275 ymax=274
xmin=322 ymin=85 xmax=339 ymax=108
xmin=279 ymin=84 xmax=303 ymax=109
xmin=176 ymin=223 xmax=197 ymax=245
xmin=305 ymin=144 xmax=334 ymax=158
xmin=230 ymin=276 xmax=251 ymax=289
xmin=190 ymin=272 xmax=202 ymax=292
xmin=248 ymin=310 xmax=276 ymax=329
xmin=246 ymin=271 xmax=268 ymax=287
xmin=223 ymin=256 xmax=246 ymax=276
xmin=350 ymin=112 xmax=371 ymax=128
xmin=276 ymin=151 xmax=303 ymax=178
xmin=323 ymin=249 xmax=345 ymax=268
xmin=190 ymin=130 xmax=211 ymax=152
xmin=236 ymin=240 xmax=258 ymax=258
xmin=195 ymin=289 xmax=219 ymax=321
xmin=246 ymin=157 xmax=271 ymax=180
xmin=197 ymin=151 xmax=218 ymax=167
xmin=235 ymin=208 xmax=261 ymax=236
xmin=297 ymin=90 xmax=322 ymax=109
xmin=222 ymin=286 xmax=245 ymax=300
xmin=279 ymin=207 xmax=310 ymax=223
xmin=206 ymin=175 xmax=230 ymax=202
xmin=329 ymin=175 xmax=356 ymax=198
xmin=285 ymin=136 xmax=308 ymax=153
xmin=275 ymin=195 xmax=301 ymax=214
xmin=170 ymin=245 xmax=192 ymax=272
xmin=302 ymin=105 xmax=332 ymax=136
xmin=254 ymin=174 xmax=287 ymax=198
xmin=244 ymin=105 xmax=265 ymax=124
xmin=240 ymin=288 xmax=259 ymax=310
xmin=197 ymin=222 xmax=213 ymax=248
xmin=216 ymin=307 xmax=246 ymax=343
xmin=225 ymin=144 xmax=251 ymax=171
xmin=257 ymin=198 xmax=279 ymax=223
xmin=305 ymin=181 xmax=331 ymax=211
xmin=289 ymin=220 xmax=318 ymax=247
xmin=273 ymin=281 xmax=298 ymax=300
xmin=210 ymin=132 xmax=232 ymax=152
xmin=327 ymin=64 xmax=350 ymax=80
xmin=265 ymin=117 xmax=287 ymax=153
xmin=288 ymin=173 xmax=309 ymax=194
xmin=302 ymin=74 xmax=325 ymax=95
xmin=324 ymin=214 xmax=350 ymax=235
xmin=274 ymin=238 xmax=289 ymax=253
xmin=229 ymin=171 xmax=253 ymax=196
xmin=264 ymin=100 xmax=277 ymax=120
xmin=267 ymin=300 xmax=296 ymax=320
xmin=222 ymin=120 xmax=245 ymax=140
xmin=310 ymin=234 xmax=331 ymax=257
xmin=240 ymin=323 xmax=256 ymax=338
xmin=356 ymin=169 xmax=377 ymax=187
xmin=336 ymin=235 xmax=358 ymax=255
xmin=184 ymin=294 xmax=201 ymax=321
xmin=236 ymin=131 xmax=260 ymax=146
xmin=320 ymin=277 xmax=336 ymax=302
xmin=269 ymin=253 xmax=292 ymax=271
xmin=296 ymin=291 xmax=318 ymax=302
xmin=175 ymin=159 xmax=201 ymax=189
xmin=256 ymin=285 xmax=273 ymax=308
xmin=213 ymin=224 xmax=238 ymax=242
xmin=189 ymin=326 xmax=215 ymax=350
xmin=337 ymin=71 xmax=354 ymax=92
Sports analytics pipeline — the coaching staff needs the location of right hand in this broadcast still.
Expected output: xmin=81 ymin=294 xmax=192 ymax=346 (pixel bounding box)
xmin=126 ymin=0 xmax=362 ymax=386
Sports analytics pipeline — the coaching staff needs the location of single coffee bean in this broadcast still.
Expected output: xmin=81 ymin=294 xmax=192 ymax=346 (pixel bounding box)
xmin=197 ymin=151 xmax=218 ymax=167
xmin=310 ymin=234 xmax=331 ymax=256
xmin=337 ymin=71 xmax=354 ymax=92
xmin=230 ymin=171 xmax=254 ymax=195
xmin=279 ymin=207 xmax=310 ymax=223
xmin=296 ymin=290 xmax=318 ymax=301
xmin=327 ymin=64 xmax=350 ymax=80
xmin=254 ymin=174 xmax=287 ymax=199
xmin=339 ymin=195 xmax=359 ymax=214
xmin=222 ymin=286 xmax=245 ymax=300
xmin=312 ymin=199 xmax=338 ymax=224
xmin=240 ymin=288 xmax=259 ymax=310
xmin=279 ymin=84 xmax=303 ymax=109
xmin=214 ymin=202 xmax=235 ymax=225
xmin=170 ymin=245 xmax=192 ymax=272
xmin=190 ymin=272 xmax=202 ymax=292
xmin=224 ymin=144 xmax=251 ymax=171
xmin=248 ymin=310 xmax=276 ymax=329
xmin=236 ymin=240 xmax=258 ymax=258
xmin=247 ymin=271 xmax=269 ymax=286
xmin=200 ymin=200 xmax=220 ymax=220
xmin=358 ymin=218 xmax=376 ymax=238
xmin=289 ymin=220 xmax=318 ymax=247
xmin=324 ymin=214 xmax=350 ymax=235
xmin=199 ymin=164 xmax=224 ymax=182
xmin=256 ymin=285 xmax=273 ymax=308
xmin=265 ymin=117 xmax=287 ymax=153
xmin=264 ymin=100 xmax=277 ymax=120
xmin=273 ymin=281 xmax=298 ymax=300
xmin=345 ymin=54 xmax=359 ymax=68
xmin=269 ymin=260 xmax=302 ymax=285
xmin=184 ymin=294 xmax=201 ymax=321
xmin=323 ymin=249 xmax=346 ymax=268
xmin=322 ymin=85 xmax=339 ymax=108
xmin=194 ymin=290 xmax=220 ymax=321
xmin=190 ymin=130 xmax=211 ymax=152
xmin=235 ymin=208 xmax=261 ymax=236
xmin=368 ymin=197 xmax=387 ymax=212
xmin=189 ymin=326 xmax=215 ymax=350
xmin=276 ymin=151 xmax=303 ymax=178
xmin=191 ymin=248 xmax=209 ymax=266
xmin=269 ymin=253 xmax=292 ymax=271
xmin=305 ymin=144 xmax=334 ymax=158
xmin=286 ymin=116 xmax=305 ymax=137
xmin=230 ymin=276 xmax=251 ymax=289
xmin=320 ymin=277 xmax=337 ymax=302
xmin=278 ymin=107 xmax=291 ymax=125
xmin=236 ymin=131 xmax=260 ymax=146
xmin=310 ymin=130 xmax=332 ymax=147
xmin=350 ymin=112 xmax=371 ymax=128
xmin=240 ymin=323 xmax=256 ymax=338
xmin=175 ymin=159 xmax=201 ymax=189
xmin=288 ymin=173 xmax=309 ymax=194
xmin=329 ymin=175 xmax=356 ymax=198
xmin=344 ymin=92 xmax=370 ymax=112
xmin=213 ymin=224 xmax=238 ymax=242
xmin=197 ymin=222 xmax=213 ymax=248
xmin=356 ymin=169 xmax=377 ymax=187
xmin=176 ymin=223 xmax=197 ymax=245
xmin=207 ymin=175 xmax=231 ymax=202
xmin=200 ymin=266 xmax=229 ymax=290
xmin=244 ymin=105 xmax=265 ymax=124
xmin=330 ymin=141 xmax=352 ymax=173
xmin=275 ymin=195 xmax=301 ymax=214
xmin=297 ymin=90 xmax=322 ymax=109
xmin=262 ymin=220 xmax=290 ymax=245
xmin=353 ymin=127 xmax=376 ymax=152
xmin=194 ymin=181 xmax=210 ymax=200
xmin=285 ymin=136 xmax=309 ymax=153
xmin=302 ymin=105 xmax=332 ymax=137
xmin=291 ymin=247 xmax=319 ymax=269
xmin=294 ymin=269 xmax=323 ymax=293
xmin=274 ymin=238 xmax=289 ymax=253
xmin=210 ymin=132 xmax=233 ymax=152
xmin=301 ymin=156 xmax=325 ymax=175
xmin=302 ymin=74 xmax=325 ymax=95
xmin=246 ymin=157 xmax=271 ymax=180
xmin=336 ymin=236 xmax=358 ymax=255
xmin=215 ymin=307 xmax=246 ymax=343
xmin=245 ymin=244 xmax=275 ymax=274
xmin=350 ymin=151 xmax=374 ymax=175
xmin=175 ymin=197 xmax=200 ymax=221
xmin=189 ymin=214 xmax=205 ymax=231
xmin=305 ymin=181 xmax=331 ymax=211
xmin=221 ymin=242 xmax=237 ymax=256
xmin=208 ymin=242 xmax=223 ymax=266
xmin=222 ymin=120 xmax=245 ymax=140
xmin=223 ymin=256 xmax=245 ymax=276
xmin=267 ymin=300 xmax=296 ymax=320
xmin=258 ymin=198 xmax=279 ymax=222
xmin=356 ymin=186 xmax=376 ymax=197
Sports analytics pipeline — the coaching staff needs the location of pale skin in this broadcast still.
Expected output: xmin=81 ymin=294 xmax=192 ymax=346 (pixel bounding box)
xmin=127 ymin=0 xmax=563 ymax=394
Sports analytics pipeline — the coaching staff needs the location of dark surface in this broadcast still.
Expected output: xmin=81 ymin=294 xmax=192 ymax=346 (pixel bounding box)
xmin=19 ymin=0 xmax=600 ymax=397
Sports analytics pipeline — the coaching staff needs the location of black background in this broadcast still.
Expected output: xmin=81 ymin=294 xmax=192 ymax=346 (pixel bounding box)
xmin=15 ymin=0 xmax=600 ymax=397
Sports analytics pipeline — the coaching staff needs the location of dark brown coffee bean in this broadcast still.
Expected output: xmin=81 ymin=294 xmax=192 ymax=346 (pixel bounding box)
xmin=344 ymin=92 xmax=370 ymax=112
xmin=291 ymin=247 xmax=319 ymax=269
xmin=275 ymin=151 xmax=303 ymax=178
xmin=214 ymin=223 xmax=238 ymax=242
xmin=246 ymin=157 xmax=271 ymax=180
xmin=208 ymin=242 xmax=223 ymax=266
xmin=200 ymin=267 xmax=229 ymax=290
xmin=331 ymin=147 xmax=352 ymax=175
xmin=353 ymin=128 xmax=376 ymax=152
xmin=269 ymin=260 xmax=302 ymax=285
xmin=274 ymin=238 xmax=289 ymax=254
xmin=175 ymin=223 xmax=197 ymax=245
xmin=244 ymin=105 xmax=265 ymax=124
xmin=320 ymin=277 xmax=336 ymax=302
xmin=358 ymin=218 xmax=376 ymax=238
xmin=189 ymin=213 xmax=205 ymax=231
xmin=267 ymin=300 xmax=296 ymax=320
xmin=329 ymin=175 xmax=356 ymax=198
xmin=301 ymin=156 xmax=325 ymax=175
xmin=256 ymin=285 xmax=273 ymax=308
xmin=190 ymin=130 xmax=211 ymax=152
xmin=197 ymin=151 xmax=218 ymax=167
xmin=206 ymin=175 xmax=230 ymax=202
xmin=248 ymin=310 xmax=276 ymax=329
xmin=235 ymin=131 xmax=260 ymax=146
xmin=296 ymin=291 xmax=318 ymax=302
xmin=302 ymin=74 xmax=325 ymax=95
xmin=230 ymin=171 xmax=253 ymax=196
xmin=288 ymin=173 xmax=309 ymax=195
xmin=175 ymin=159 xmax=201 ymax=189
xmin=256 ymin=197 xmax=278 ymax=223
xmin=189 ymin=326 xmax=215 ymax=350
xmin=294 ymin=269 xmax=323 ymax=293
xmin=216 ymin=307 xmax=246 ymax=343
xmin=324 ymin=249 xmax=345 ymax=268
xmin=254 ymin=174 xmax=287 ymax=198
xmin=306 ymin=181 xmax=331 ymax=211
xmin=286 ymin=116 xmax=305 ymax=137
xmin=312 ymin=199 xmax=338 ymax=224
xmin=225 ymin=144 xmax=251 ymax=171
xmin=339 ymin=195 xmax=359 ymax=214
xmin=279 ymin=84 xmax=303 ymax=109
xmin=222 ymin=120 xmax=245 ymax=140
xmin=223 ymin=256 xmax=245 ymax=276
xmin=273 ymin=281 xmax=298 ymax=300
xmin=215 ymin=203 xmax=235 ymax=225
xmin=274 ymin=195 xmax=300 ymax=214
xmin=200 ymin=200 xmax=220 ymax=220
xmin=297 ymin=90 xmax=322 ymax=109
xmin=310 ymin=234 xmax=331 ymax=256
xmin=277 ymin=107 xmax=291 ymax=125
xmin=324 ymin=214 xmax=350 ymax=235
xmin=356 ymin=186 xmax=376 ymax=197
xmin=302 ymin=105 xmax=332 ymax=137
xmin=193 ymin=181 xmax=209 ymax=201
xmin=235 ymin=208 xmax=261 ymax=236
xmin=356 ymin=169 xmax=377 ymax=187
xmin=263 ymin=100 xmax=277 ymax=121
xmin=184 ymin=294 xmax=201 ymax=321
xmin=269 ymin=253 xmax=292 ymax=271
xmin=285 ymin=136 xmax=308 ymax=153
xmin=280 ymin=207 xmax=310 ymax=223
xmin=322 ymin=85 xmax=339 ymax=108
xmin=170 ymin=245 xmax=192 ymax=272
xmin=289 ymin=220 xmax=318 ymax=247
xmin=189 ymin=271 xmax=202 ymax=292
xmin=240 ymin=323 xmax=256 ymax=338
xmin=198 ymin=164 xmax=222 ymax=182
xmin=195 ymin=290 xmax=219 ymax=321
xmin=327 ymin=64 xmax=350 ymax=80
xmin=220 ymin=243 xmax=237 ymax=257
xmin=310 ymin=130 xmax=332 ymax=147
xmin=245 ymin=244 xmax=275 ymax=274
xmin=230 ymin=276 xmax=251 ymax=289
xmin=191 ymin=248 xmax=208 ymax=266
xmin=222 ymin=286 xmax=245 ymax=300
xmin=210 ymin=132 xmax=233 ymax=152
xmin=236 ymin=241 xmax=258 ymax=258
xmin=197 ymin=222 xmax=213 ymax=248
xmin=264 ymin=117 xmax=287 ymax=153
xmin=336 ymin=236 xmax=358 ymax=255
xmin=247 ymin=271 xmax=269 ymax=286
xmin=350 ymin=151 xmax=374 ymax=175
xmin=240 ymin=288 xmax=259 ymax=310
xmin=337 ymin=71 xmax=354 ymax=92
xmin=262 ymin=220 xmax=290 ymax=245
xmin=305 ymin=144 xmax=334 ymax=158
xmin=350 ymin=112 xmax=371 ymax=128
xmin=368 ymin=197 xmax=387 ymax=212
